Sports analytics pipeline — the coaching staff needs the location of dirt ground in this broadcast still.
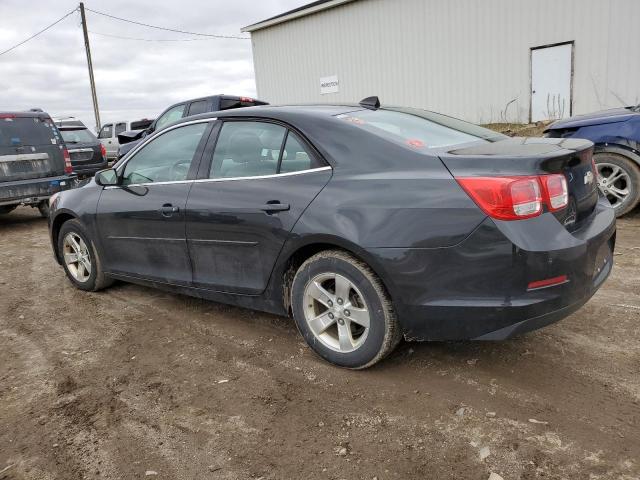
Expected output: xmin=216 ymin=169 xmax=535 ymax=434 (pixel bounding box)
xmin=0 ymin=207 xmax=639 ymax=480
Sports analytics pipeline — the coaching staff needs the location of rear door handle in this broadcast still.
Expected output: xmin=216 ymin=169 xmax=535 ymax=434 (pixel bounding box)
xmin=260 ymin=201 xmax=290 ymax=214
xmin=160 ymin=204 xmax=180 ymax=216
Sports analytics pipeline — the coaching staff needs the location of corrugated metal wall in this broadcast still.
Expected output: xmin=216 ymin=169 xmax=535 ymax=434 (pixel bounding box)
xmin=249 ymin=0 xmax=640 ymax=123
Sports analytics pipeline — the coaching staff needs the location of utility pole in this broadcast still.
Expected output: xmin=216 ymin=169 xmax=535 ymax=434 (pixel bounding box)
xmin=79 ymin=2 xmax=101 ymax=132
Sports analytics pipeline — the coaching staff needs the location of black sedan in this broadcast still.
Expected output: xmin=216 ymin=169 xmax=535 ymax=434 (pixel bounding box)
xmin=48 ymin=98 xmax=616 ymax=368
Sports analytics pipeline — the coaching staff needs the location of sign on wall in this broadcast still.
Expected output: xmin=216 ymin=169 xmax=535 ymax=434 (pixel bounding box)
xmin=320 ymin=75 xmax=339 ymax=95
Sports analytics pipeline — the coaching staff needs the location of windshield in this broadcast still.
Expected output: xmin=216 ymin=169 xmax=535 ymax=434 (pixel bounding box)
xmin=60 ymin=128 xmax=97 ymax=144
xmin=336 ymin=107 xmax=506 ymax=150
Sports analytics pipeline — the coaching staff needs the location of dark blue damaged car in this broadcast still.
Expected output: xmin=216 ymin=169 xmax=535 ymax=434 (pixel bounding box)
xmin=545 ymin=105 xmax=640 ymax=216
xmin=47 ymin=98 xmax=616 ymax=368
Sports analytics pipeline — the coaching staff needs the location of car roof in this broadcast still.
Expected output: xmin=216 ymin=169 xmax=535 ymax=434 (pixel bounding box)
xmin=178 ymin=104 xmax=364 ymax=125
xmin=0 ymin=111 xmax=51 ymax=118
xmin=162 ymin=94 xmax=268 ymax=111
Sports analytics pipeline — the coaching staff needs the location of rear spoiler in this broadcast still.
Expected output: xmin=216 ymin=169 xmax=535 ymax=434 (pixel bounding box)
xmin=117 ymin=129 xmax=145 ymax=145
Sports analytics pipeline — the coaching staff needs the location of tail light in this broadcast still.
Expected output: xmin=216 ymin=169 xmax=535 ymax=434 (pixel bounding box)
xmin=540 ymin=174 xmax=568 ymax=211
xmin=457 ymin=174 xmax=569 ymax=221
xmin=100 ymin=143 xmax=107 ymax=160
xmin=456 ymin=176 xmax=542 ymax=220
xmin=63 ymin=148 xmax=73 ymax=174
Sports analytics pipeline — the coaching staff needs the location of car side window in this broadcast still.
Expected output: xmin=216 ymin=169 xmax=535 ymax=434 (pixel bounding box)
xmin=155 ymin=104 xmax=186 ymax=131
xmin=115 ymin=122 xmax=127 ymax=135
xmin=187 ymin=100 xmax=209 ymax=116
xmin=209 ymin=122 xmax=286 ymax=179
xmin=121 ymin=123 xmax=207 ymax=186
xmin=279 ymin=131 xmax=323 ymax=173
xmin=98 ymin=124 xmax=112 ymax=139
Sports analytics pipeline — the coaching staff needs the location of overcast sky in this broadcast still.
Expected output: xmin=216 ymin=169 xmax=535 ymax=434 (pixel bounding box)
xmin=0 ymin=0 xmax=307 ymax=131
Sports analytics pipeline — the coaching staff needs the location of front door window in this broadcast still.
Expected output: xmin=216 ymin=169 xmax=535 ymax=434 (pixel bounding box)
xmin=122 ymin=122 xmax=207 ymax=185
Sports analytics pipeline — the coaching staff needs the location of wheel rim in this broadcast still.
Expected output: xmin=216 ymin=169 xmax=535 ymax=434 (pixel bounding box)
xmin=596 ymin=162 xmax=631 ymax=207
xmin=302 ymin=273 xmax=370 ymax=353
xmin=62 ymin=232 xmax=92 ymax=282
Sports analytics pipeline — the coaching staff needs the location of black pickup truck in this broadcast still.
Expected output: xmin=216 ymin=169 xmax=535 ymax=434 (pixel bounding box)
xmin=116 ymin=95 xmax=268 ymax=160
xmin=0 ymin=111 xmax=76 ymax=217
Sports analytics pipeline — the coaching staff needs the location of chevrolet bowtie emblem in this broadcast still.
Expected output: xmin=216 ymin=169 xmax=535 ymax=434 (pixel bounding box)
xmin=584 ymin=171 xmax=594 ymax=185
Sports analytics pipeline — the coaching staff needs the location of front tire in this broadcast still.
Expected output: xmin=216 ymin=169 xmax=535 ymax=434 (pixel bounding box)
xmin=291 ymin=250 xmax=401 ymax=369
xmin=57 ymin=219 xmax=113 ymax=292
xmin=594 ymin=152 xmax=640 ymax=217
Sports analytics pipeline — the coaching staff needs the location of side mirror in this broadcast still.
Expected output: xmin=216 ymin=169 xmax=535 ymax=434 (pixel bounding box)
xmin=95 ymin=168 xmax=119 ymax=187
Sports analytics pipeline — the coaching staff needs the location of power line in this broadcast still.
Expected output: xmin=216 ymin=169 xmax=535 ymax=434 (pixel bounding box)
xmin=88 ymin=31 xmax=218 ymax=42
xmin=0 ymin=8 xmax=78 ymax=57
xmin=85 ymin=7 xmax=249 ymax=40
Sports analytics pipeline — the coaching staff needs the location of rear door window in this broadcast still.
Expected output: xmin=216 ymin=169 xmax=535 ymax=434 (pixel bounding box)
xmin=115 ymin=122 xmax=127 ymax=135
xmin=0 ymin=116 xmax=59 ymax=147
xmin=98 ymin=124 xmax=113 ymax=139
xmin=209 ymin=121 xmax=286 ymax=178
xmin=279 ymin=132 xmax=323 ymax=173
xmin=187 ymin=100 xmax=209 ymax=116
xmin=155 ymin=104 xmax=186 ymax=131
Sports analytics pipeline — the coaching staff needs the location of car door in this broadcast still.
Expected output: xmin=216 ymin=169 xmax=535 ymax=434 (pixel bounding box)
xmin=96 ymin=120 xmax=213 ymax=285
xmin=185 ymin=120 xmax=332 ymax=294
xmin=98 ymin=123 xmax=115 ymax=158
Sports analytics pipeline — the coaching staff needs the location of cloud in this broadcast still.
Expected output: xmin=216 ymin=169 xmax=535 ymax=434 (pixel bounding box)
xmin=0 ymin=0 xmax=307 ymax=130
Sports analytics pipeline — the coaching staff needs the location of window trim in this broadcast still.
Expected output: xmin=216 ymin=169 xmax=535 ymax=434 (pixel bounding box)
xmin=110 ymin=117 xmax=332 ymax=188
xmin=106 ymin=166 xmax=333 ymax=188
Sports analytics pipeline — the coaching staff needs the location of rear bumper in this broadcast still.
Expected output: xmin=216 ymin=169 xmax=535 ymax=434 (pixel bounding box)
xmin=0 ymin=174 xmax=77 ymax=206
xmin=369 ymin=197 xmax=616 ymax=341
xmin=72 ymin=160 xmax=108 ymax=176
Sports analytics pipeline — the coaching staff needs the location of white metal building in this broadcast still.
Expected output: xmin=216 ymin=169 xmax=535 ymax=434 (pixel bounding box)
xmin=243 ymin=0 xmax=640 ymax=124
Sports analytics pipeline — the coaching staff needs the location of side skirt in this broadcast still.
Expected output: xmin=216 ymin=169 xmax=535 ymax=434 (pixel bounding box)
xmin=105 ymin=272 xmax=288 ymax=317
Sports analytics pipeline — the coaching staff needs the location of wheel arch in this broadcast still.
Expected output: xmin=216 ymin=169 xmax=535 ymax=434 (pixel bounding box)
xmin=593 ymin=143 xmax=640 ymax=168
xmin=276 ymin=235 xmax=397 ymax=316
xmin=50 ymin=210 xmax=78 ymax=264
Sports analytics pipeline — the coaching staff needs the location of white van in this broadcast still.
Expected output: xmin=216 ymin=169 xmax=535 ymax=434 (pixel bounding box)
xmin=97 ymin=119 xmax=152 ymax=160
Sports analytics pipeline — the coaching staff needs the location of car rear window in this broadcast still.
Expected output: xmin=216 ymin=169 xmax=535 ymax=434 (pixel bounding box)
xmin=59 ymin=128 xmax=97 ymax=144
xmin=220 ymin=98 xmax=261 ymax=110
xmin=0 ymin=116 xmax=60 ymax=147
xmin=335 ymin=108 xmax=506 ymax=150
xmin=130 ymin=119 xmax=153 ymax=130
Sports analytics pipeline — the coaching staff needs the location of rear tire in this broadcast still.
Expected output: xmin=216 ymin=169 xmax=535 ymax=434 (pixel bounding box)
xmin=594 ymin=152 xmax=640 ymax=217
xmin=57 ymin=219 xmax=113 ymax=292
xmin=37 ymin=200 xmax=50 ymax=218
xmin=291 ymin=250 xmax=401 ymax=369
xmin=0 ymin=205 xmax=16 ymax=215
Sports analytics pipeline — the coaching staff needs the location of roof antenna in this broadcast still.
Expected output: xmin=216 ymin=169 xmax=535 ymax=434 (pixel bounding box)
xmin=359 ymin=96 xmax=380 ymax=110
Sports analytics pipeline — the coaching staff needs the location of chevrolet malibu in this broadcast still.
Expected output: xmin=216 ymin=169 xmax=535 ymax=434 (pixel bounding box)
xmin=48 ymin=98 xmax=616 ymax=368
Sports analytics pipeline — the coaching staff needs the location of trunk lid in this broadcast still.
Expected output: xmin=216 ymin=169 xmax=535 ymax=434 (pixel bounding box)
xmin=440 ymin=137 xmax=599 ymax=230
xmin=0 ymin=114 xmax=66 ymax=182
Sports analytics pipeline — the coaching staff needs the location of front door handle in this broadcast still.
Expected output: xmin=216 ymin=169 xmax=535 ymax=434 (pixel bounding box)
xmin=159 ymin=204 xmax=180 ymax=217
xmin=260 ymin=201 xmax=290 ymax=214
